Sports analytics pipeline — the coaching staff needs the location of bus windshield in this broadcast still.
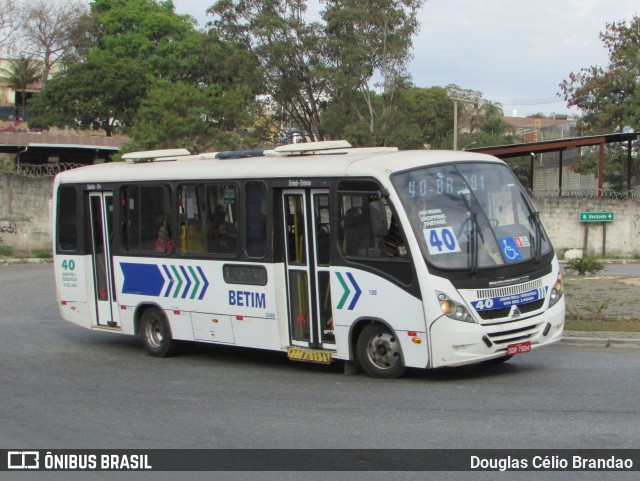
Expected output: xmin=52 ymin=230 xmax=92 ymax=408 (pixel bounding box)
xmin=391 ymin=162 xmax=551 ymax=271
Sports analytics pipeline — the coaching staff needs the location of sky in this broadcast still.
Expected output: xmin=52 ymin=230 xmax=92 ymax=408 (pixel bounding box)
xmin=174 ymin=0 xmax=639 ymax=117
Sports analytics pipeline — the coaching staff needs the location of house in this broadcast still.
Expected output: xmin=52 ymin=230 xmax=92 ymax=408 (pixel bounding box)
xmin=503 ymin=115 xmax=578 ymax=142
xmin=0 ymin=57 xmax=44 ymax=120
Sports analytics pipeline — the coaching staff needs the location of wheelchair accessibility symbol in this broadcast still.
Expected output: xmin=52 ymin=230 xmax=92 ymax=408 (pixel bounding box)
xmin=499 ymin=237 xmax=522 ymax=263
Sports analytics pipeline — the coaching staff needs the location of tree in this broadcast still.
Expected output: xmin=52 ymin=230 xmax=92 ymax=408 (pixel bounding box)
xmin=1 ymin=56 xmax=42 ymax=119
xmin=28 ymin=53 xmax=148 ymax=136
xmin=386 ymin=86 xmax=452 ymax=149
xmin=88 ymin=0 xmax=202 ymax=82
xmin=0 ymin=0 xmax=18 ymax=55
xmin=321 ymin=93 xmax=381 ymax=147
xmin=560 ymin=15 xmax=640 ymax=187
xmin=560 ymin=15 xmax=640 ymax=134
xmin=127 ymin=79 xmax=260 ymax=153
xmin=208 ymin=0 xmax=328 ymax=141
xmin=29 ymin=0 xmax=262 ymax=146
xmin=18 ymin=0 xmax=89 ymax=82
xmin=322 ymin=0 xmax=425 ymax=144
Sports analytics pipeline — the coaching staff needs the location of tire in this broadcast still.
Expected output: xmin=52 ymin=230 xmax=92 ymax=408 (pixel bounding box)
xmin=140 ymin=307 xmax=177 ymax=357
xmin=356 ymin=323 xmax=405 ymax=379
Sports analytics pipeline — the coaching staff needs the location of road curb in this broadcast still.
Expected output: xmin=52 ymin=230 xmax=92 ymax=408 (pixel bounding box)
xmin=561 ymin=337 xmax=609 ymax=347
xmin=0 ymin=258 xmax=52 ymax=265
xmin=608 ymin=338 xmax=640 ymax=348
xmin=561 ymin=336 xmax=640 ymax=348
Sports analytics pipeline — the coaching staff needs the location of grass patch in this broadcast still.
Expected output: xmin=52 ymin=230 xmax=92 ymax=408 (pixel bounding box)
xmin=34 ymin=250 xmax=52 ymax=259
xmin=0 ymin=246 xmax=13 ymax=256
xmin=565 ymin=319 xmax=640 ymax=332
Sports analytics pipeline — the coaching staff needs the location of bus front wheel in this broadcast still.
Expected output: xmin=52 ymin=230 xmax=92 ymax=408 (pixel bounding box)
xmin=140 ymin=308 xmax=177 ymax=357
xmin=356 ymin=323 xmax=405 ymax=379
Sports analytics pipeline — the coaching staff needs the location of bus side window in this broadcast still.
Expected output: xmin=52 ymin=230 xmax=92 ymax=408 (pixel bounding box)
xmin=178 ymin=184 xmax=205 ymax=254
xmin=339 ymin=193 xmax=406 ymax=259
xmin=245 ymin=182 xmax=267 ymax=258
xmin=206 ymin=184 xmax=238 ymax=255
xmin=57 ymin=186 xmax=78 ymax=252
xmin=122 ymin=185 xmax=171 ymax=253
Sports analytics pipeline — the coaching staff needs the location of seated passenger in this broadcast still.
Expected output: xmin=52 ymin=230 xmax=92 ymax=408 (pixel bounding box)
xmin=213 ymin=222 xmax=236 ymax=253
xmin=154 ymin=225 xmax=173 ymax=253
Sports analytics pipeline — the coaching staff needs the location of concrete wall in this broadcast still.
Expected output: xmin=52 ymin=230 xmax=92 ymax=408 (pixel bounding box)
xmin=1 ymin=173 xmax=639 ymax=258
xmin=0 ymin=173 xmax=53 ymax=254
xmin=535 ymin=196 xmax=640 ymax=258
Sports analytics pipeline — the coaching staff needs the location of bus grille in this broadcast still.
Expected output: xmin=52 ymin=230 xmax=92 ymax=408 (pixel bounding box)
xmin=486 ymin=322 xmax=544 ymax=346
xmin=476 ymin=279 xmax=543 ymax=299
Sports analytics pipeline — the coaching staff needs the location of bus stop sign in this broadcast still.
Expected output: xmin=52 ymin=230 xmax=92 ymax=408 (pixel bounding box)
xmin=579 ymin=212 xmax=614 ymax=222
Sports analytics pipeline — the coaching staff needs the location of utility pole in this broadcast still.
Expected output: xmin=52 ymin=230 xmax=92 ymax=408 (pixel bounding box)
xmin=450 ymin=97 xmax=479 ymax=150
xmin=453 ymin=98 xmax=458 ymax=151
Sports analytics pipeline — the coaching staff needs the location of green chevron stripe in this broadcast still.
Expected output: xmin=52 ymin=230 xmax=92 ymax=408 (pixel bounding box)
xmin=171 ymin=265 xmax=183 ymax=298
xmin=188 ymin=266 xmax=200 ymax=299
xmin=336 ymin=272 xmax=350 ymax=310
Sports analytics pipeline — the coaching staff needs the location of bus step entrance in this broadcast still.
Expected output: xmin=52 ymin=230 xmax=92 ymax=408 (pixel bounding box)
xmin=287 ymin=347 xmax=334 ymax=364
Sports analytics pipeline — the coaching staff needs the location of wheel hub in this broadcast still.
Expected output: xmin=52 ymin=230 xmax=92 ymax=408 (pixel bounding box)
xmin=368 ymin=332 xmax=400 ymax=369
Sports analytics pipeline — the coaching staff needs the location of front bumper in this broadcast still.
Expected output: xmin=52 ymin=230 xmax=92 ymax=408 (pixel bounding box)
xmin=429 ymin=301 xmax=565 ymax=368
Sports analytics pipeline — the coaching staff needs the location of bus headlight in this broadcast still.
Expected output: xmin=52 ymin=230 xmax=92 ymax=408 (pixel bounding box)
xmin=437 ymin=291 xmax=476 ymax=323
xmin=548 ymin=274 xmax=563 ymax=308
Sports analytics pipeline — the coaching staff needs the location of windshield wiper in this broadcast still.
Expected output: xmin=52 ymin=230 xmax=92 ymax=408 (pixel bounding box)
xmin=459 ymin=190 xmax=483 ymax=274
xmin=520 ymin=192 xmax=544 ymax=262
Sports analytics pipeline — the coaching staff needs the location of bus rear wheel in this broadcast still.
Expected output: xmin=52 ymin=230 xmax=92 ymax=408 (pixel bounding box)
xmin=140 ymin=308 xmax=177 ymax=357
xmin=356 ymin=323 xmax=405 ymax=379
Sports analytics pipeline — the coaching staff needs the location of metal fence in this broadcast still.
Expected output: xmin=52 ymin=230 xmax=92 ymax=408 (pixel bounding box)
xmin=531 ymin=189 xmax=640 ymax=200
xmin=14 ymin=162 xmax=85 ymax=178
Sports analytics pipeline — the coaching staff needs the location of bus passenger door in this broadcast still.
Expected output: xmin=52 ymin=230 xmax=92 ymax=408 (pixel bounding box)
xmin=282 ymin=190 xmax=335 ymax=350
xmin=89 ymin=192 xmax=119 ymax=328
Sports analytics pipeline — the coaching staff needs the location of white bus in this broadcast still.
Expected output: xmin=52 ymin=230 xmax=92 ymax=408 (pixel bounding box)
xmin=53 ymin=141 xmax=564 ymax=378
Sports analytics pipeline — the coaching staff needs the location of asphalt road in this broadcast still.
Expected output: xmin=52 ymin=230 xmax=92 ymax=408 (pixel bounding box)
xmin=2 ymin=263 xmax=640 ymax=481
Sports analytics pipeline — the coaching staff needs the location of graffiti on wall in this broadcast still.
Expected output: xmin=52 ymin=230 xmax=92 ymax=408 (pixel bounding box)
xmin=634 ymin=213 xmax=640 ymax=238
xmin=0 ymin=222 xmax=17 ymax=245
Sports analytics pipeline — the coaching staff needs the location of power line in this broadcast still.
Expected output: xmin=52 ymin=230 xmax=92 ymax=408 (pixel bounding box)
xmin=491 ymin=98 xmax=562 ymax=106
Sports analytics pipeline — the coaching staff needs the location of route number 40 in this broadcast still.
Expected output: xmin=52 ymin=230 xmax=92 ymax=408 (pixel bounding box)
xmin=425 ymin=227 xmax=461 ymax=255
xmin=61 ymin=259 xmax=75 ymax=270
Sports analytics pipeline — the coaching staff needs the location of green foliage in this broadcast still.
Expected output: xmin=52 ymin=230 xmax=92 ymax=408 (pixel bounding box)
xmin=561 ymin=15 xmax=640 ymax=134
xmin=565 ymin=256 xmax=605 ymax=276
xmin=0 ymin=154 xmax=14 ymax=173
xmin=29 ymin=53 xmax=149 ymax=136
xmin=322 ymin=0 xmax=425 ymax=143
xmin=209 ymin=0 xmax=327 ymax=141
xmin=23 ymin=0 xmax=511 ymax=153
xmin=388 ymin=87 xmax=453 ymax=149
xmin=29 ymin=0 xmax=262 ymax=142
xmin=583 ymin=298 xmax=612 ymax=318
xmin=569 ymin=143 xmax=629 ymax=191
xmin=0 ymin=246 xmax=13 ymax=257
xmin=34 ymin=250 xmax=52 ymax=259
xmin=127 ymin=80 xmax=261 ymax=153
xmin=560 ymin=15 xmax=640 ymax=186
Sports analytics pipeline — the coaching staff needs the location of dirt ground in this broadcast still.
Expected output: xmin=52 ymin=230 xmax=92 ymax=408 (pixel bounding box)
xmin=563 ymin=275 xmax=640 ymax=321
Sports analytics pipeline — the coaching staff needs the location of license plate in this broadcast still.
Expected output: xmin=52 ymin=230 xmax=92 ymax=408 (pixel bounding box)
xmin=287 ymin=347 xmax=333 ymax=364
xmin=506 ymin=341 xmax=531 ymax=356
